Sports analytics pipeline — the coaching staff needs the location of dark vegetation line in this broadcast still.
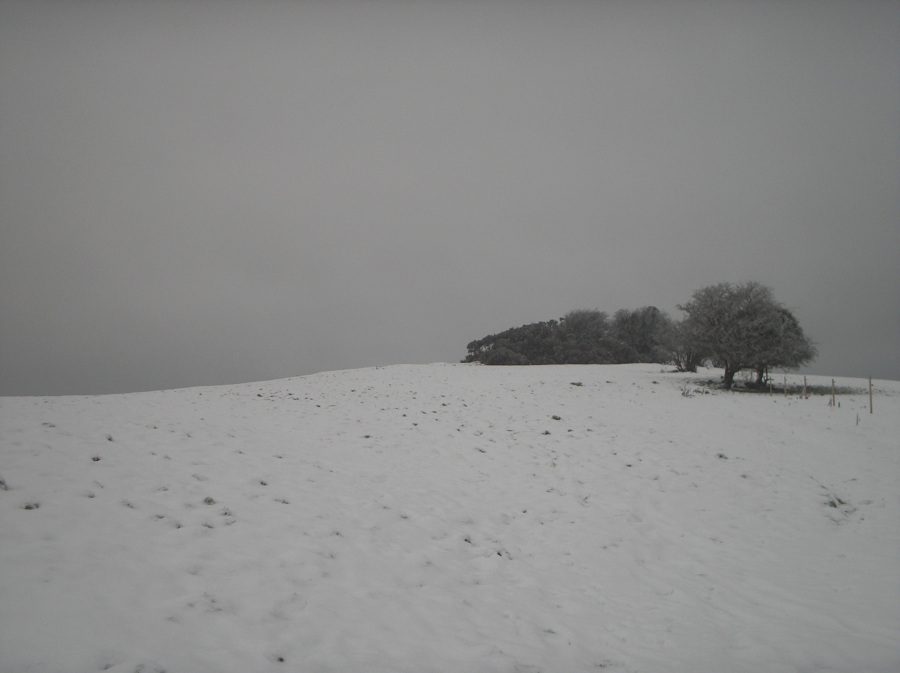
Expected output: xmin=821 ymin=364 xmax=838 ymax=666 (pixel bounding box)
xmin=463 ymin=281 xmax=817 ymax=390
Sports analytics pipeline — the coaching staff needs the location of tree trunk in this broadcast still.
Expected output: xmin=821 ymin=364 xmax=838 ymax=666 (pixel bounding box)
xmin=755 ymin=364 xmax=766 ymax=387
xmin=723 ymin=363 xmax=738 ymax=389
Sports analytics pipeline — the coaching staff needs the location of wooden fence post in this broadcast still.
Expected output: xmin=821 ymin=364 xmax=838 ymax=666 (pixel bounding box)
xmin=869 ymin=376 xmax=873 ymax=414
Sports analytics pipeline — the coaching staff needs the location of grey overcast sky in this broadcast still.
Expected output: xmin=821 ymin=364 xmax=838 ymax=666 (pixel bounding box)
xmin=1 ymin=0 xmax=898 ymax=395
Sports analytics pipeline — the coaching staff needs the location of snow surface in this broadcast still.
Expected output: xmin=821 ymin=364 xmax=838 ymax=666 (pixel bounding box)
xmin=1 ymin=363 xmax=898 ymax=673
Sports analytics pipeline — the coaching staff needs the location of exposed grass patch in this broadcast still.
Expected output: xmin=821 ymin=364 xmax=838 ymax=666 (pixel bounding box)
xmin=693 ymin=378 xmax=864 ymax=396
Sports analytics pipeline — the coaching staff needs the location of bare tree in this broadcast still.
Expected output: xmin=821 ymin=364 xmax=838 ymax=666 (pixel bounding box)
xmin=678 ymin=281 xmax=816 ymax=389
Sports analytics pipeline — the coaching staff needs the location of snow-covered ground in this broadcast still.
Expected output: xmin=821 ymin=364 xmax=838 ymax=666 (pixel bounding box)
xmin=1 ymin=363 xmax=898 ymax=673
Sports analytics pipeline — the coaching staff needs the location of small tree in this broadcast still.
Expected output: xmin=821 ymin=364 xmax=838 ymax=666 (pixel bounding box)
xmin=611 ymin=306 xmax=674 ymax=364
xmin=678 ymin=281 xmax=815 ymax=389
xmin=667 ymin=319 xmax=707 ymax=373
xmin=558 ymin=310 xmax=609 ymax=363
xmin=751 ymin=307 xmax=817 ymax=385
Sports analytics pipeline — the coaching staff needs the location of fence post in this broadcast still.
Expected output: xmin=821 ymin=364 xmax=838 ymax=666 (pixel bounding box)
xmin=869 ymin=376 xmax=873 ymax=414
xmin=831 ymin=379 xmax=835 ymax=407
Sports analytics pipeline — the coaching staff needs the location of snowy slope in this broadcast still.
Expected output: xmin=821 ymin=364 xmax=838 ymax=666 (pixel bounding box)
xmin=1 ymin=363 xmax=898 ymax=673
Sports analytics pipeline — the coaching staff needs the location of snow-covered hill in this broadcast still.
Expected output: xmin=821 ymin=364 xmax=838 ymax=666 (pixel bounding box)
xmin=2 ymin=364 xmax=898 ymax=673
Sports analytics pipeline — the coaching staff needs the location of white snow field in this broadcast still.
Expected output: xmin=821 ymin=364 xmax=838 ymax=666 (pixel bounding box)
xmin=1 ymin=363 xmax=898 ymax=673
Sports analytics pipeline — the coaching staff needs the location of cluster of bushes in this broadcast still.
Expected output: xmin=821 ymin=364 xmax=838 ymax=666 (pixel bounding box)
xmin=463 ymin=281 xmax=817 ymax=389
xmin=464 ymin=307 xmax=671 ymax=367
